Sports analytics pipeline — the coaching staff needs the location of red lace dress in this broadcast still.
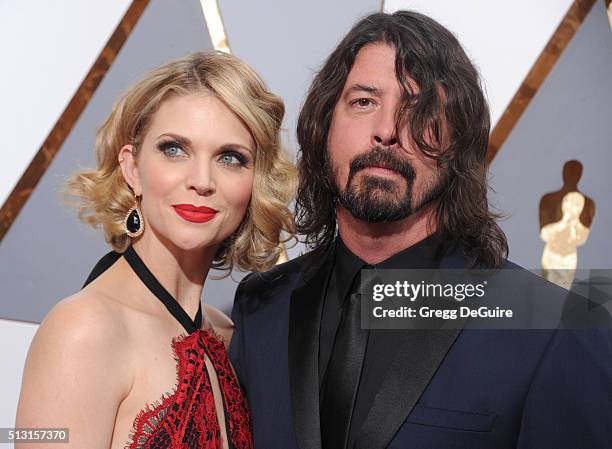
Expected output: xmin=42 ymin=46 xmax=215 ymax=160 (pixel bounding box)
xmin=126 ymin=328 xmax=253 ymax=449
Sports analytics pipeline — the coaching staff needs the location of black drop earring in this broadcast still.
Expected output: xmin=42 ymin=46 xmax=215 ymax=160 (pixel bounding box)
xmin=124 ymin=195 xmax=144 ymax=238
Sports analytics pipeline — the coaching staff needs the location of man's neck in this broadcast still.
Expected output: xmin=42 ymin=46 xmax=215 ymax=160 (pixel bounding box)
xmin=336 ymin=205 xmax=437 ymax=265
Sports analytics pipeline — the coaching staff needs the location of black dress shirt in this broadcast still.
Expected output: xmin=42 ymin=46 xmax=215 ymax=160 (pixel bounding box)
xmin=319 ymin=232 xmax=443 ymax=448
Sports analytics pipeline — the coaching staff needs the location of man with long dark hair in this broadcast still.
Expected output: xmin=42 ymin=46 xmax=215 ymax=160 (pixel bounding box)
xmin=230 ymin=11 xmax=612 ymax=449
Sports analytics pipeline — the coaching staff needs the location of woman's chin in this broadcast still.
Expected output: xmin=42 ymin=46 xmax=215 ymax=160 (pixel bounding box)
xmin=170 ymin=239 xmax=220 ymax=254
xmin=139 ymin=230 xmax=218 ymax=256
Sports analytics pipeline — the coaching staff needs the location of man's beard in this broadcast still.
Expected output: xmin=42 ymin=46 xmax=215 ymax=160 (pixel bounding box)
xmin=329 ymin=146 xmax=447 ymax=223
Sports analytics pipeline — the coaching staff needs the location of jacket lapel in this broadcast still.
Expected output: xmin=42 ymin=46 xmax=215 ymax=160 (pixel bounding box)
xmin=289 ymin=249 xmax=334 ymax=449
xmin=354 ymin=251 xmax=469 ymax=449
xmin=354 ymin=328 xmax=463 ymax=449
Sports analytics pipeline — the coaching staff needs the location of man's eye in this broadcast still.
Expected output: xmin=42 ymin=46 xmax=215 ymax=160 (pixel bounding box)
xmin=353 ymin=98 xmax=374 ymax=107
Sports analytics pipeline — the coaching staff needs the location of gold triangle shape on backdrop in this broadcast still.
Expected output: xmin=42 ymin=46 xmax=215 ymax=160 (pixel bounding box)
xmin=487 ymin=0 xmax=597 ymax=163
xmin=0 ymin=0 xmax=151 ymax=243
xmin=199 ymin=0 xmax=231 ymax=53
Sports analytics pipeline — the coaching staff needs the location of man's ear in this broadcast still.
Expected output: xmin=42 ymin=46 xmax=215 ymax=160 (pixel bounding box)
xmin=118 ymin=145 xmax=142 ymax=196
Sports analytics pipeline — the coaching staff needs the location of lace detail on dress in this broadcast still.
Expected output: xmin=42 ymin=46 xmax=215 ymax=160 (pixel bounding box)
xmin=201 ymin=329 xmax=253 ymax=449
xmin=126 ymin=329 xmax=253 ymax=449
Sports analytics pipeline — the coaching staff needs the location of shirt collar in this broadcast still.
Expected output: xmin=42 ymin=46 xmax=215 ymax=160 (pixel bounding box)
xmin=376 ymin=232 xmax=443 ymax=270
xmin=334 ymin=232 xmax=443 ymax=302
xmin=334 ymin=237 xmax=367 ymax=302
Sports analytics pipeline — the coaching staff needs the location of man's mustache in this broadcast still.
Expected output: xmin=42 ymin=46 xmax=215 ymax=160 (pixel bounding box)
xmin=348 ymin=146 xmax=416 ymax=182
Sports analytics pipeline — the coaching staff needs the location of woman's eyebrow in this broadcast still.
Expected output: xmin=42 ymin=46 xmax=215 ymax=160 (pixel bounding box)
xmin=157 ymin=133 xmax=255 ymax=156
xmin=156 ymin=133 xmax=192 ymax=146
xmin=221 ymin=143 xmax=255 ymax=156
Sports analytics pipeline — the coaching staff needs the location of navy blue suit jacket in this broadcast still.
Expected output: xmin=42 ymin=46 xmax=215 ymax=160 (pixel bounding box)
xmin=229 ymin=249 xmax=612 ymax=449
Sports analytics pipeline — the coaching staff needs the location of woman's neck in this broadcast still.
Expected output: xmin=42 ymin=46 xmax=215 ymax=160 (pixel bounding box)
xmin=131 ymin=232 xmax=216 ymax=319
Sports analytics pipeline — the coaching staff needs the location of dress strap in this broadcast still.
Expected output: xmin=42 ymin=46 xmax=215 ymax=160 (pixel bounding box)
xmin=123 ymin=246 xmax=203 ymax=334
xmin=82 ymin=251 xmax=121 ymax=288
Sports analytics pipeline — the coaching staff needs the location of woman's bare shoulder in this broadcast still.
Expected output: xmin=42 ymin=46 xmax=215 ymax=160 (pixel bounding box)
xmin=30 ymin=291 xmax=127 ymax=370
xmin=203 ymin=304 xmax=234 ymax=348
xmin=41 ymin=290 xmax=129 ymax=345
xmin=16 ymin=291 xmax=133 ymax=444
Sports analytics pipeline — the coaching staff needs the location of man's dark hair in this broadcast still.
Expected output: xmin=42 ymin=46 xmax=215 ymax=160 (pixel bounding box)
xmin=295 ymin=10 xmax=508 ymax=269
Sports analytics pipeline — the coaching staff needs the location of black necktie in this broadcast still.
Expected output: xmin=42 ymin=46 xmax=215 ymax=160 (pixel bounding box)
xmin=321 ymin=270 xmax=369 ymax=449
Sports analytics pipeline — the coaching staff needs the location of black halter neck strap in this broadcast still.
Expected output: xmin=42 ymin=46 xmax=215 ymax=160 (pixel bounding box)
xmin=123 ymin=246 xmax=202 ymax=334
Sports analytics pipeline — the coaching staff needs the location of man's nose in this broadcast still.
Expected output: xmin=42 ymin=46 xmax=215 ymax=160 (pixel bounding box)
xmin=372 ymin=106 xmax=399 ymax=148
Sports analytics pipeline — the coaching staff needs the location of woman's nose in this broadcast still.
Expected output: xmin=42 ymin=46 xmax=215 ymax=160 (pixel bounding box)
xmin=188 ymin=162 xmax=216 ymax=196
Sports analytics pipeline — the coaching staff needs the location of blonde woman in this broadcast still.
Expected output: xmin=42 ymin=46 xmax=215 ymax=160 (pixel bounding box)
xmin=16 ymin=52 xmax=295 ymax=449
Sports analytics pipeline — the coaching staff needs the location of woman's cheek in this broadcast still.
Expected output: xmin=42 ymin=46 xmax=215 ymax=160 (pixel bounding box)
xmin=228 ymin=177 xmax=254 ymax=219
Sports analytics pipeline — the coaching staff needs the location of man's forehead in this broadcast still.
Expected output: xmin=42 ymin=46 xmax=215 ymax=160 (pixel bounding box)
xmin=344 ymin=44 xmax=419 ymax=95
xmin=348 ymin=43 xmax=396 ymax=77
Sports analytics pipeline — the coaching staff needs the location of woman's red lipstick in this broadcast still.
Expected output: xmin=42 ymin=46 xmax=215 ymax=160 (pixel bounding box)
xmin=172 ymin=204 xmax=218 ymax=223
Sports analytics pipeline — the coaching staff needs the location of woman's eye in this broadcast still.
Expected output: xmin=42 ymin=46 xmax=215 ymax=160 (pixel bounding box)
xmin=163 ymin=144 xmax=186 ymax=157
xmin=157 ymin=141 xmax=187 ymax=158
xmin=219 ymin=152 xmax=246 ymax=167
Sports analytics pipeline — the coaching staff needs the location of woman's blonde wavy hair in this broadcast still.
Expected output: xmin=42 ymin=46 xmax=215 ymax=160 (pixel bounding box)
xmin=66 ymin=51 xmax=296 ymax=273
